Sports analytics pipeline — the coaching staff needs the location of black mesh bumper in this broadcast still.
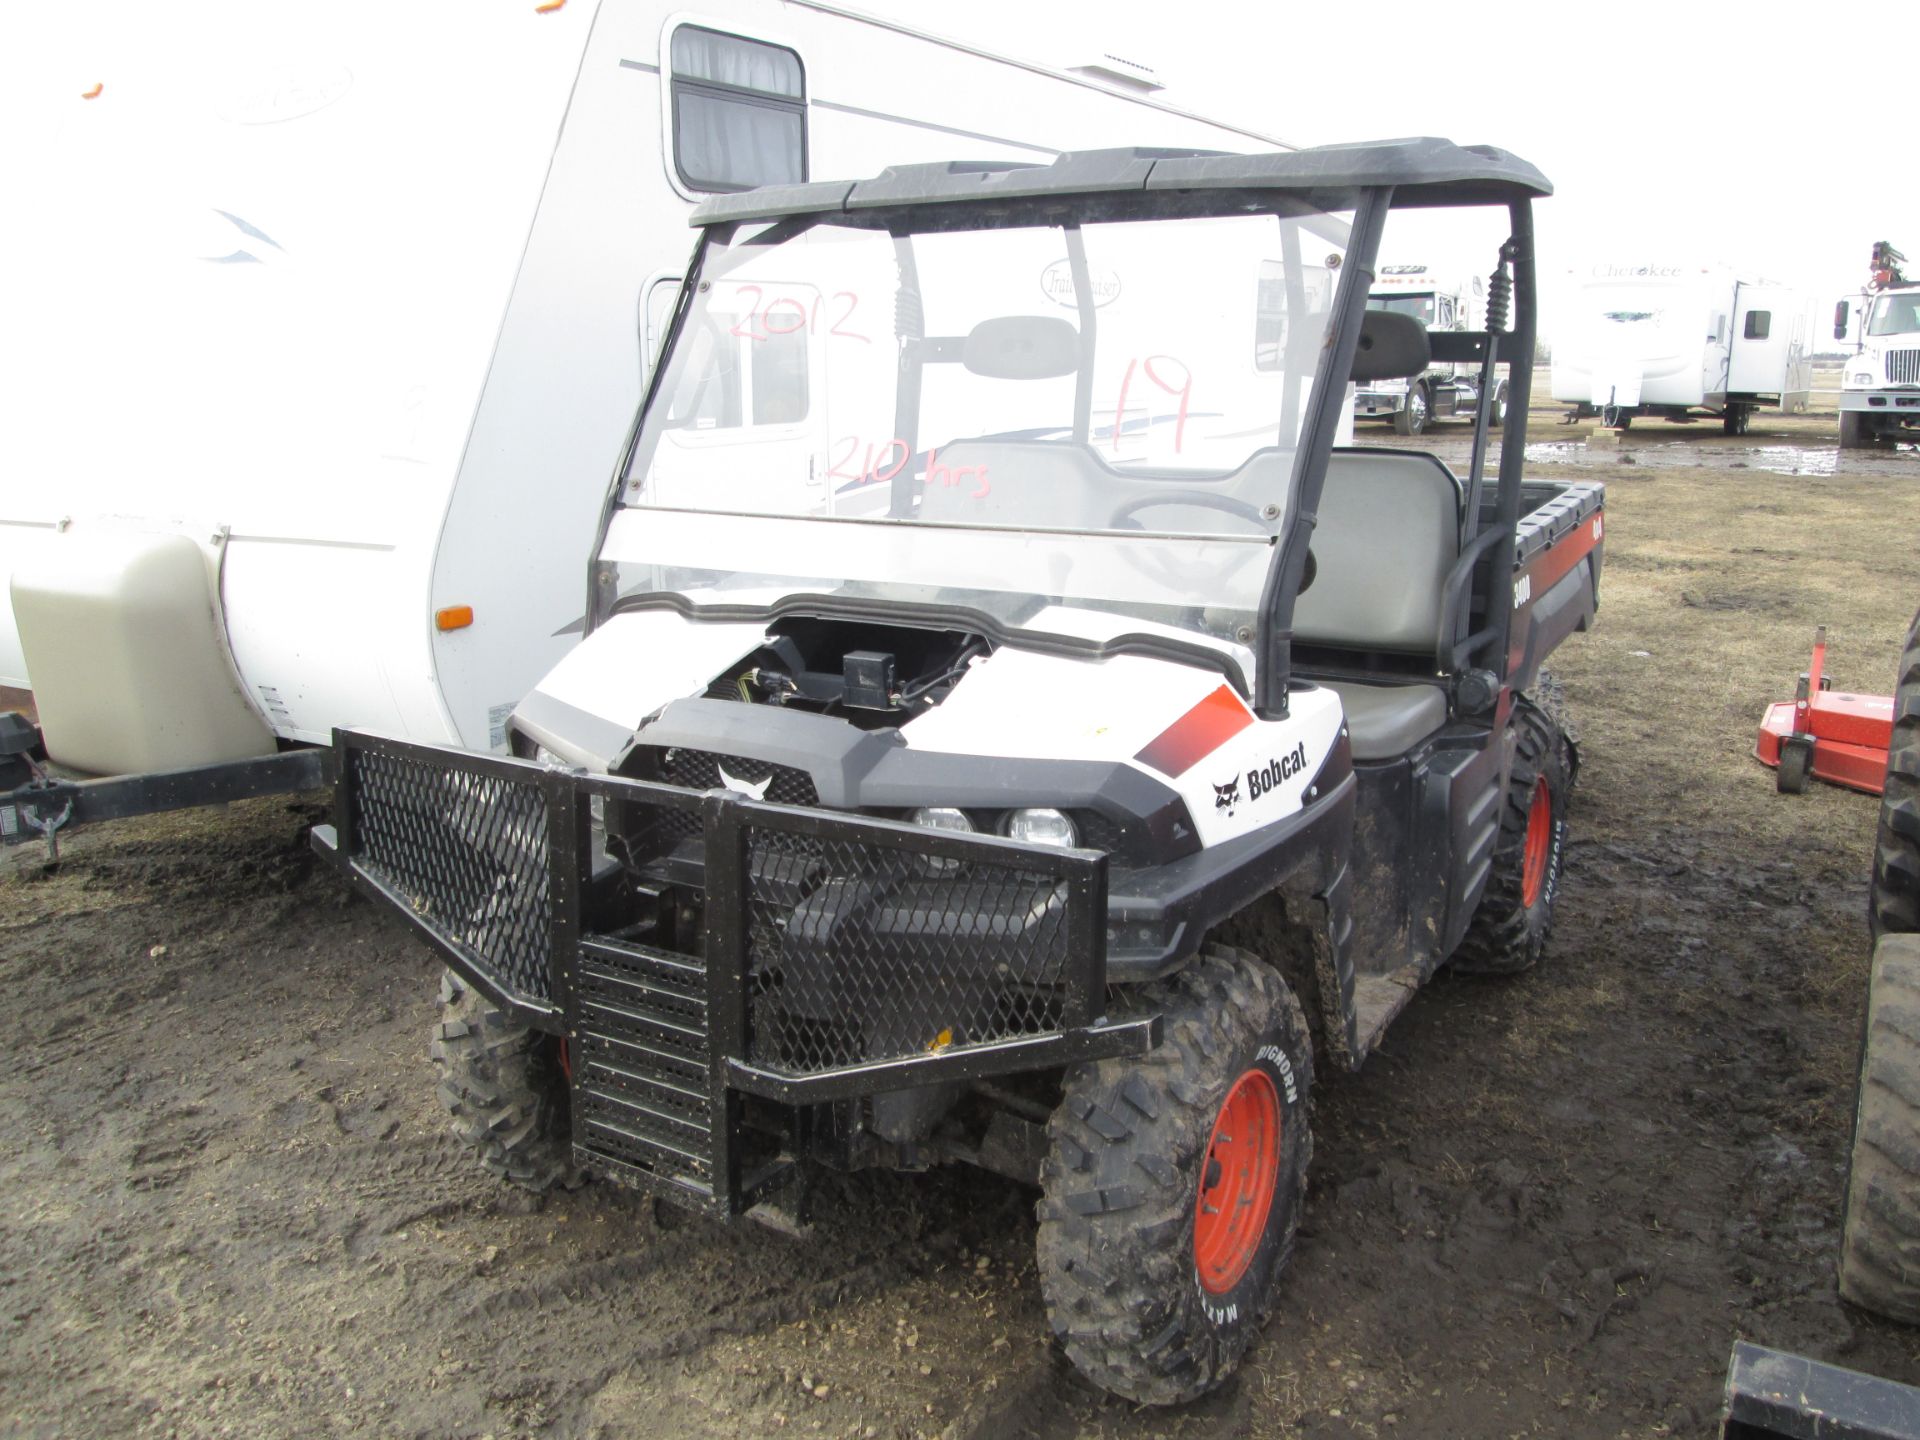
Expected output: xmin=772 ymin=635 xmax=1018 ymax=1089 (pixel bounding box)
xmin=314 ymin=729 xmax=1154 ymax=1215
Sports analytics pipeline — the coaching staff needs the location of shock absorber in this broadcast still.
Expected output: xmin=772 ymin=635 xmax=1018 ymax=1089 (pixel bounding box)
xmin=1486 ymin=242 xmax=1514 ymax=335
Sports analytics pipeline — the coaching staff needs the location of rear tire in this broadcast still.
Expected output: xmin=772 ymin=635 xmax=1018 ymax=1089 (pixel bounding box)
xmin=1840 ymin=934 xmax=1920 ymax=1321
xmin=1036 ymin=946 xmax=1313 ymax=1405
xmin=430 ymin=969 xmax=580 ymax=1192
xmin=1488 ymin=382 xmax=1509 ymax=430
xmin=1452 ymin=700 xmax=1570 ymax=975
xmin=1871 ymin=609 xmax=1920 ymax=938
xmin=1722 ymin=404 xmax=1751 ymax=436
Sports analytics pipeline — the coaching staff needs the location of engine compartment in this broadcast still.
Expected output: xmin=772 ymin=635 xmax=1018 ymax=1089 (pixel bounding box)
xmin=701 ymin=616 xmax=990 ymax=730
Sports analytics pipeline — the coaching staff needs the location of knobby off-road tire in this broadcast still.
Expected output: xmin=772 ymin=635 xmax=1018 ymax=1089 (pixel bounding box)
xmin=1528 ymin=668 xmax=1581 ymax=759
xmin=1452 ymin=698 xmax=1571 ymax=975
xmin=1840 ymin=934 xmax=1920 ymax=1321
xmin=1035 ymin=946 xmax=1313 ymax=1405
xmin=1870 ymin=608 xmax=1920 ymax=939
xmin=430 ymin=969 xmax=580 ymax=1192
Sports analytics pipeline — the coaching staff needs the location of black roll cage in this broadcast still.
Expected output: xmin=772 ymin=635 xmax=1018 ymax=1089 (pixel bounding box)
xmin=595 ymin=142 xmax=1545 ymax=723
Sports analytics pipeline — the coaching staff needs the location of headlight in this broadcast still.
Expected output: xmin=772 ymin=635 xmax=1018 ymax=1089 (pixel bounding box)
xmin=910 ymin=806 xmax=974 ymax=835
xmin=1852 ymin=372 xmax=1876 ymax=386
xmin=910 ymin=807 xmax=973 ymax=873
xmin=1003 ymin=808 xmax=1078 ymax=848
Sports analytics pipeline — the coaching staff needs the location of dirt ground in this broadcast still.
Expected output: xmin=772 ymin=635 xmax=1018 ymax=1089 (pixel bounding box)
xmin=4 ymin=405 xmax=1920 ymax=1440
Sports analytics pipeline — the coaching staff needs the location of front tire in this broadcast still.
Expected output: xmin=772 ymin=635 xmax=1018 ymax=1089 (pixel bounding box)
xmin=1840 ymin=934 xmax=1920 ymax=1321
xmin=1036 ymin=946 xmax=1313 ymax=1405
xmin=430 ymin=969 xmax=580 ymax=1191
xmin=1393 ymin=384 xmax=1430 ymax=436
xmin=1840 ymin=411 xmax=1874 ymax=450
xmin=1452 ymin=699 xmax=1571 ymax=974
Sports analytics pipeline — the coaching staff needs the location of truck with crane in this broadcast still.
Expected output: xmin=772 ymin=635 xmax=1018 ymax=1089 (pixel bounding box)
xmin=1835 ymin=242 xmax=1920 ymax=448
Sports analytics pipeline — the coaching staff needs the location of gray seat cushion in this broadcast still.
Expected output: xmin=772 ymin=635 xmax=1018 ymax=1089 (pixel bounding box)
xmin=1322 ymin=679 xmax=1448 ymax=761
xmin=1293 ymin=449 xmax=1462 ymax=654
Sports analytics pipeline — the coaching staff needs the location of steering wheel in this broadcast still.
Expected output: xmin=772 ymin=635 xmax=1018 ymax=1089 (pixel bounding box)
xmin=1107 ymin=490 xmax=1275 ymax=603
xmin=1108 ymin=490 xmax=1273 ymax=534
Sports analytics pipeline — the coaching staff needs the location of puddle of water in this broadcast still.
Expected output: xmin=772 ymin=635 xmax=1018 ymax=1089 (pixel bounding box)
xmin=1525 ymin=441 xmax=1585 ymax=464
xmin=1751 ymin=446 xmax=1836 ymax=477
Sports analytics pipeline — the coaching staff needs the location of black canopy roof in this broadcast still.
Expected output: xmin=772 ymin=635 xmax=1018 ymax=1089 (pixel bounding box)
xmin=688 ymin=136 xmax=1551 ymax=228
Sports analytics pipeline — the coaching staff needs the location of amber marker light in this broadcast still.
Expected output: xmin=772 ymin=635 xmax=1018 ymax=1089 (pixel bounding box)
xmin=82 ymin=84 xmax=103 ymax=100
xmin=534 ymin=0 xmax=566 ymax=12
xmin=435 ymin=605 xmax=474 ymax=632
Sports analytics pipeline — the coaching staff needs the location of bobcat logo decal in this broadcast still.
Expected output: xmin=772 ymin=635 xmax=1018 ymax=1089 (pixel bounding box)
xmin=1213 ymin=777 xmax=1241 ymax=816
xmin=715 ymin=764 xmax=773 ymax=801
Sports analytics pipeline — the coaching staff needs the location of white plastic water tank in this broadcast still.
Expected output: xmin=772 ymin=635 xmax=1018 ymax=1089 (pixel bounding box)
xmin=11 ymin=529 xmax=276 ymax=775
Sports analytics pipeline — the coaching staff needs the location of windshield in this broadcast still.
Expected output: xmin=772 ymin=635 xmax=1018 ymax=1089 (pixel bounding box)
xmin=607 ymin=202 xmax=1352 ymax=668
xmin=1368 ymin=292 xmax=1436 ymax=325
xmin=1868 ymin=292 xmax=1920 ymax=337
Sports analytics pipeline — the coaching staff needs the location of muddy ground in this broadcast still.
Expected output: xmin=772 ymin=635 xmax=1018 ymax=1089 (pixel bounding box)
xmin=4 ymin=406 xmax=1920 ymax=1439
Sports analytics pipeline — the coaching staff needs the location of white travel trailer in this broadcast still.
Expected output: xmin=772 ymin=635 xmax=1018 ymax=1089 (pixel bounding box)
xmin=1550 ymin=263 xmax=1810 ymax=432
xmin=0 ymin=0 xmax=1281 ymax=834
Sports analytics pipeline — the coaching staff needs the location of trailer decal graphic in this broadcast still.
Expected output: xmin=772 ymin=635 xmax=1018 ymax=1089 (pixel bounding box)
xmin=1133 ymin=684 xmax=1254 ymax=777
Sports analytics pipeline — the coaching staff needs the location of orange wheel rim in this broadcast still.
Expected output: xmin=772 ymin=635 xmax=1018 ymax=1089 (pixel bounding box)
xmin=1521 ymin=778 xmax=1552 ymax=909
xmin=1194 ymin=1068 xmax=1282 ymax=1295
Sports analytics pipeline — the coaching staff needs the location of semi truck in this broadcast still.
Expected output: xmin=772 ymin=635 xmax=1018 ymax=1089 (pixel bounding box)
xmin=1834 ymin=242 xmax=1920 ymax=448
xmin=313 ymin=136 xmax=1604 ymax=1405
xmin=1551 ymin=262 xmax=1811 ymax=432
xmin=1354 ymin=264 xmax=1507 ymax=435
xmin=0 ymin=0 xmax=1280 ymax=850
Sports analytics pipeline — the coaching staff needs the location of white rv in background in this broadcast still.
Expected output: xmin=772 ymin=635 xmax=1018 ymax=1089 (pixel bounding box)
xmin=1550 ymin=263 xmax=1810 ymax=433
xmin=0 ymin=0 xmax=1281 ymax=805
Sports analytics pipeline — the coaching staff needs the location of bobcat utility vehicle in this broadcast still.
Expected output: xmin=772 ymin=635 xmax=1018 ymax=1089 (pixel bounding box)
xmin=316 ymin=137 xmax=1604 ymax=1404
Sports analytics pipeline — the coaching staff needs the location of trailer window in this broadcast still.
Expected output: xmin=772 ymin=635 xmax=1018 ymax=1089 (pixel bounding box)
xmin=750 ymin=326 xmax=808 ymax=424
xmin=659 ymin=308 xmax=811 ymax=431
xmin=1256 ymin=261 xmax=1333 ymax=372
xmin=1744 ymin=310 xmax=1771 ymax=340
xmin=669 ymin=26 xmax=807 ymax=194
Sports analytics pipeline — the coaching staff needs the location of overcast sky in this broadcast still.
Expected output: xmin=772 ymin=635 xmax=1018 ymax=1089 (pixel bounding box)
xmin=5 ymin=0 xmax=1897 ymax=346
xmin=886 ymin=0 xmax=1896 ymax=342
